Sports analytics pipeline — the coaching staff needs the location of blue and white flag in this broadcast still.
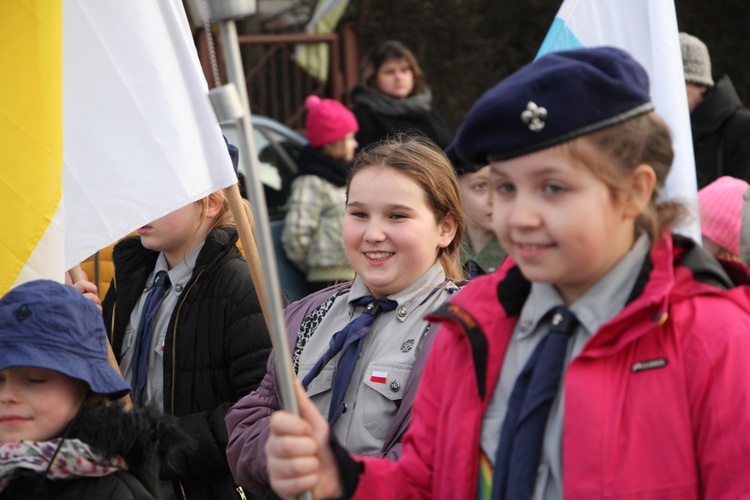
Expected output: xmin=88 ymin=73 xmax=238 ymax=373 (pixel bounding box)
xmin=538 ymin=0 xmax=700 ymax=240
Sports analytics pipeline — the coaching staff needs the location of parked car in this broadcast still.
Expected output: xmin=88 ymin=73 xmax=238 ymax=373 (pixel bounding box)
xmin=81 ymin=115 xmax=309 ymax=303
xmin=221 ymin=116 xmax=309 ymax=302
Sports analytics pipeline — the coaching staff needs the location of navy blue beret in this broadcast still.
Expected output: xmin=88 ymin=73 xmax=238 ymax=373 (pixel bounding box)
xmin=444 ymin=143 xmax=483 ymax=175
xmin=454 ymin=46 xmax=654 ymax=164
xmin=224 ymin=135 xmax=239 ymax=175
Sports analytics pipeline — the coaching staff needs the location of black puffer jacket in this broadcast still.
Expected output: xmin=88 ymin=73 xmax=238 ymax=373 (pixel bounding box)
xmin=0 ymin=404 xmax=188 ymax=500
xmin=102 ymin=226 xmax=273 ymax=499
xmin=691 ymin=75 xmax=750 ymax=188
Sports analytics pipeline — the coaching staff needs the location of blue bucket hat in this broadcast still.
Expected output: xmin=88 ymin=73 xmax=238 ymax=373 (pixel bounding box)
xmin=0 ymin=280 xmax=130 ymax=398
xmin=455 ymin=46 xmax=654 ymax=164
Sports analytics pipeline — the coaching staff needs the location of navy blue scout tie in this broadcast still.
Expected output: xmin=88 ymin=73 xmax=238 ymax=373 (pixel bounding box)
xmin=492 ymin=306 xmax=578 ymax=500
xmin=301 ymin=295 xmax=398 ymax=426
xmin=132 ymin=270 xmax=170 ymax=405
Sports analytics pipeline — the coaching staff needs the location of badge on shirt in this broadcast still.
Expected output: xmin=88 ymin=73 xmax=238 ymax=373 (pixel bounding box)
xmin=369 ymin=370 xmax=388 ymax=384
xmin=400 ymin=339 xmax=415 ymax=352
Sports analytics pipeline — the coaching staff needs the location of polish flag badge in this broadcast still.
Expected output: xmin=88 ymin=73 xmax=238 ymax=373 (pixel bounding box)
xmin=370 ymin=370 xmax=388 ymax=384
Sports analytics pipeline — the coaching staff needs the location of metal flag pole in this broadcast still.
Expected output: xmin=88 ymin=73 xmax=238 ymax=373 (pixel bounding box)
xmin=185 ymin=2 xmax=313 ymax=499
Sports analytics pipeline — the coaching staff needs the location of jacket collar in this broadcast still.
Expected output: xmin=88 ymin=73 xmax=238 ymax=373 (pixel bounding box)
xmin=450 ymin=233 xmax=741 ymax=356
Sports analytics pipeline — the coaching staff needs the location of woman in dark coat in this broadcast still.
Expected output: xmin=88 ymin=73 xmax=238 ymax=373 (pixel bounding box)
xmin=350 ymin=40 xmax=452 ymax=150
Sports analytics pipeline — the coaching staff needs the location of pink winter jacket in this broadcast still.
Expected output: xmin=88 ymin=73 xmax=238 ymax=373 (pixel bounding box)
xmin=353 ymin=234 xmax=750 ymax=499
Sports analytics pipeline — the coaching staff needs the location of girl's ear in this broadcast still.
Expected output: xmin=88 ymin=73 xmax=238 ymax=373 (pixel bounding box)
xmin=437 ymin=214 xmax=459 ymax=249
xmin=205 ymin=192 xmax=224 ymax=219
xmin=623 ymin=164 xmax=656 ymax=218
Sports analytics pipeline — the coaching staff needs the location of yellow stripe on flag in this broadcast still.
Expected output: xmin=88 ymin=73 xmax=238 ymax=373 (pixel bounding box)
xmin=0 ymin=1 xmax=63 ymax=295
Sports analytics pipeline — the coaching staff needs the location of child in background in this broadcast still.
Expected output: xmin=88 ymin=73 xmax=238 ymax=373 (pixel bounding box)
xmin=102 ymin=144 xmax=273 ymax=499
xmin=282 ymin=95 xmax=359 ymax=294
xmin=0 ymin=280 xmax=187 ymax=499
xmin=698 ymin=175 xmax=750 ymax=262
xmin=446 ymin=145 xmax=506 ymax=277
xmin=264 ymin=47 xmax=750 ymax=499
xmin=225 ymin=136 xmax=464 ymax=497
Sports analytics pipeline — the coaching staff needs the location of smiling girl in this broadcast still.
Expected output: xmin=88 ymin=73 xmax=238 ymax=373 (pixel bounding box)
xmin=225 ymin=136 xmax=464 ymax=496
xmin=264 ymin=47 xmax=750 ymax=500
xmin=0 ymin=280 xmax=187 ymax=499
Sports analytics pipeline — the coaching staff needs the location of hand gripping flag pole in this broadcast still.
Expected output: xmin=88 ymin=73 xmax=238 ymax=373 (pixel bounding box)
xmin=189 ymin=2 xmax=313 ymax=499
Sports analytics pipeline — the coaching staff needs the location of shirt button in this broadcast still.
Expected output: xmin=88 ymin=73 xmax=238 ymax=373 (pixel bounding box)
xmin=519 ymin=320 xmax=533 ymax=332
xmin=397 ymin=306 xmax=407 ymax=318
xmin=174 ymin=284 xmax=183 ymax=293
xmin=390 ymin=380 xmax=400 ymax=392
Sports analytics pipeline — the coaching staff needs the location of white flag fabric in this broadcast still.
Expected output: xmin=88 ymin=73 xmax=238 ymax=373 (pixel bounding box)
xmin=62 ymin=0 xmax=237 ymax=271
xmin=538 ymin=0 xmax=700 ymax=241
xmin=5 ymin=0 xmax=236 ymax=293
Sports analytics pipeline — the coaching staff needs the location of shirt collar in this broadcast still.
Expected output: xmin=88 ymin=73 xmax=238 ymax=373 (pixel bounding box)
xmin=515 ymin=233 xmax=651 ymax=339
xmin=348 ymin=261 xmax=447 ymax=321
xmin=148 ymin=242 xmax=205 ymax=295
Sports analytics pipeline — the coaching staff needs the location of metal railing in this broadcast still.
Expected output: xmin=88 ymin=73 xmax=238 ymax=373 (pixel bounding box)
xmin=198 ymin=24 xmax=360 ymax=131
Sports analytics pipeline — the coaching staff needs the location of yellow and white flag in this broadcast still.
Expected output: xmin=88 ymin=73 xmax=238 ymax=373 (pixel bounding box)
xmin=1 ymin=0 xmax=237 ymax=296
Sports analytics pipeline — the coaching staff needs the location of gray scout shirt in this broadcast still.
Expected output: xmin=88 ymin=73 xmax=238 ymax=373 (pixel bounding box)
xmin=120 ymin=243 xmax=203 ymax=411
xmin=297 ymin=261 xmax=455 ymax=455
xmin=480 ymin=234 xmax=650 ymax=499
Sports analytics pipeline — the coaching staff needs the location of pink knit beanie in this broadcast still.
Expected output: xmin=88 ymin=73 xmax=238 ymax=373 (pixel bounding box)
xmin=304 ymin=95 xmax=358 ymax=148
xmin=698 ymin=176 xmax=750 ymax=255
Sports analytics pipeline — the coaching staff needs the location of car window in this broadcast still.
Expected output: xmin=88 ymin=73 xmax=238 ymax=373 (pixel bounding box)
xmin=255 ymin=125 xmax=302 ymax=220
xmin=221 ymin=120 xmax=303 ymax=220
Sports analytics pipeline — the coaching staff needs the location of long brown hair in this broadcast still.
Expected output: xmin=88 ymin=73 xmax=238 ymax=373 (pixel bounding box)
xmin=348 ymin=136 xmax=464 ymax=280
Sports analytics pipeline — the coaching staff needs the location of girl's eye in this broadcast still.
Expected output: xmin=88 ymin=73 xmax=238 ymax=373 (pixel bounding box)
xmin=472 ymin=182 xmax=488 ymax=192
xmin=349 ymin=211 xmax=368 ymax=219
xmin=544 ymin=183 xmax=566 ymax=194
xmin=27 ymin=378 xmax=47 ymax=384
xmin=494 ymin=182 xmax=515 ymax=194
xmin=389 ymin=213 xmax=407 ymax=220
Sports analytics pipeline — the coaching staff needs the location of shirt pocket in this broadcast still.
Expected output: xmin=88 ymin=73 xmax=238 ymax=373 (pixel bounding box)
xmin=154 ymin=332 xmax=166 ymax=360
xmin=362 ymin=362 xmax=412 ymax=441
xmin=300 ymin=364 xmax=334 ymax=403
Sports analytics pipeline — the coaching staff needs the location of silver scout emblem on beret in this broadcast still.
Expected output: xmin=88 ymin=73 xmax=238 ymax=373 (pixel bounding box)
xmin=400 ymin=339 xmax=415 ymax=352
xmin=521 ymin=101 xmax=547 ymax=132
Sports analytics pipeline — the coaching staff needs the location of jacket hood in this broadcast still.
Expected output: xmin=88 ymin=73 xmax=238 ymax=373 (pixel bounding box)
xmin=691 ymin=75 xmax=743 ymax=137
xmin=437 ymin=233 xmax=742 ymax=355
xmin=67 ymin=403 xmax=193 ymax=496
xmin=427 ymin=233 xmax=746 ymax=398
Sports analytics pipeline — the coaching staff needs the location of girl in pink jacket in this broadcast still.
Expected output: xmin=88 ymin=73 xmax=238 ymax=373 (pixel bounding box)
xmin=264 ymin=47 xmax=750 ymax=499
